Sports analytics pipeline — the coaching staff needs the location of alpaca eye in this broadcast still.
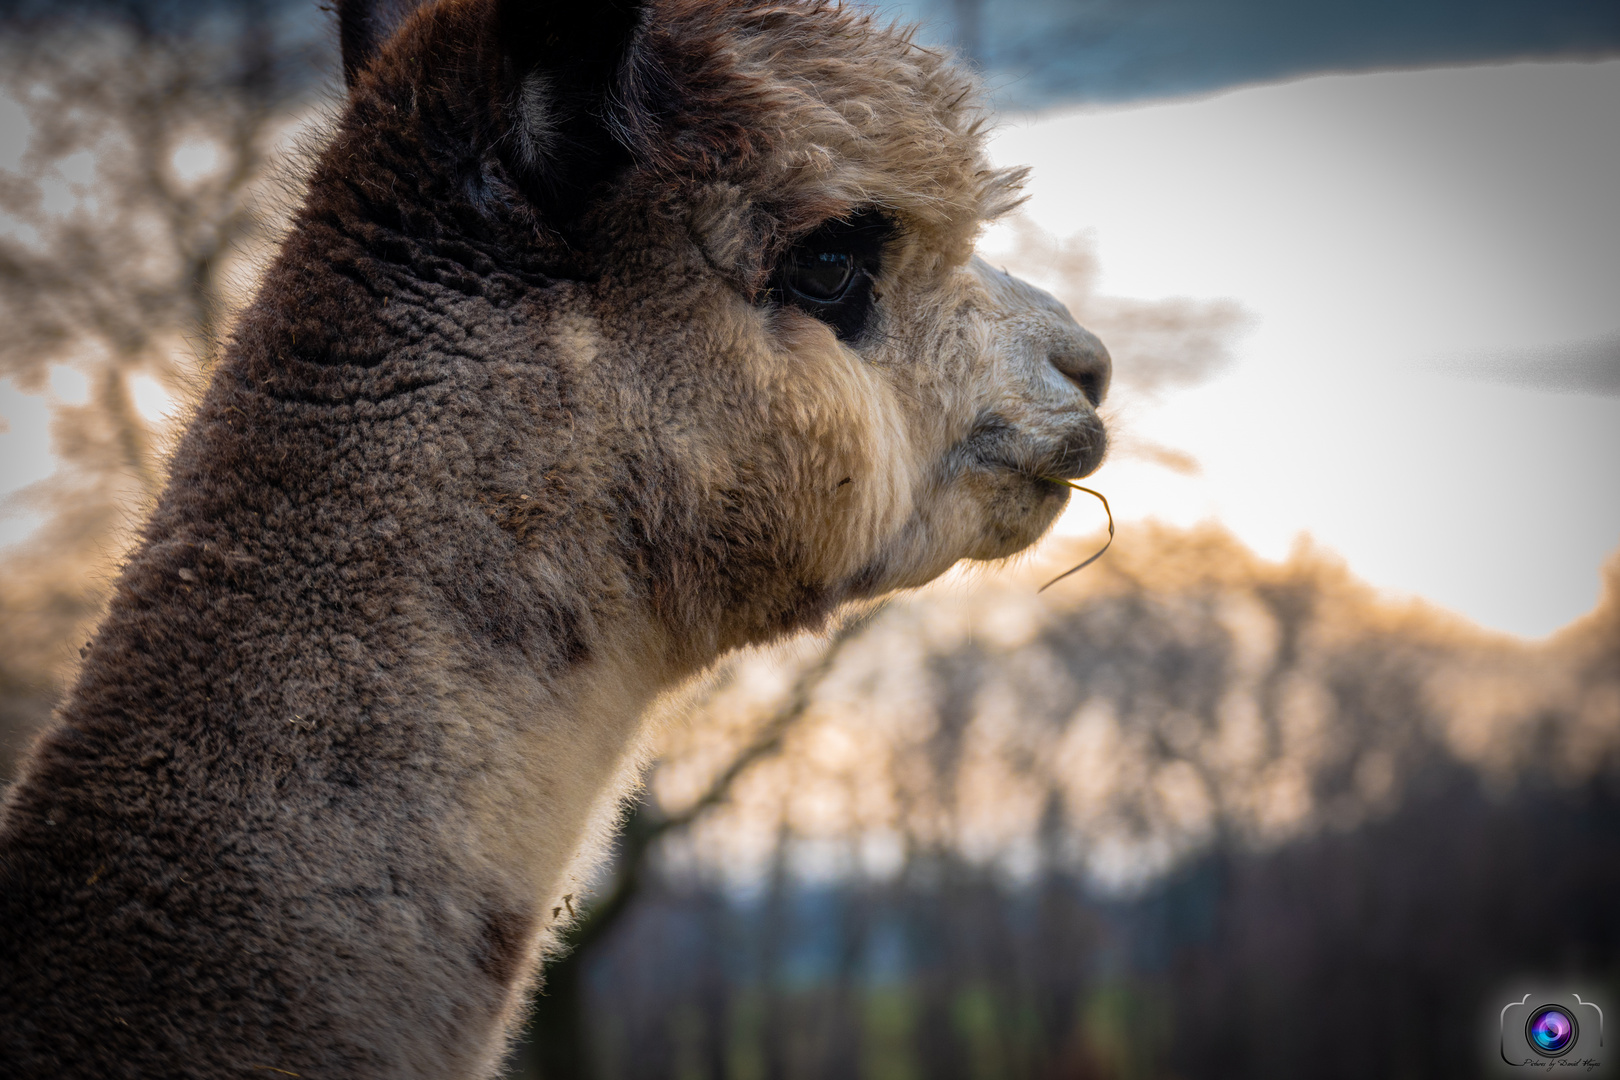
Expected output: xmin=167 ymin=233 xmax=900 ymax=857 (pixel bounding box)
xmin=783 ymin=251 xmax=858 ymax=302
xmin=772 ymin=209 xmax=893 ymax=342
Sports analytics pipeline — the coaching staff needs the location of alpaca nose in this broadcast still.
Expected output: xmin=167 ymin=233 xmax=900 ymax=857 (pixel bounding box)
xmin=1049 ymin=326 xmax=1111 ymax=408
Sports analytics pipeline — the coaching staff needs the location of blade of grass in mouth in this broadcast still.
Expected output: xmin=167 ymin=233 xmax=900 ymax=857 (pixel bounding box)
xmin=1037 ymin=479 xmax=1114 ymax=593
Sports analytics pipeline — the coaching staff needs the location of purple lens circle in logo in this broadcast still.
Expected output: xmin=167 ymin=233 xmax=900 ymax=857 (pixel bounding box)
xmin=1526 ymin=1005 xmax=1578 ymax=1057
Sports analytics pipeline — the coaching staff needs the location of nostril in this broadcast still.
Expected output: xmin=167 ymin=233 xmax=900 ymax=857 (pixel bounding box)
xmin=1049 ymin=330 xmax=1111 ymax=408
xmin=1073 ymin=369 xmax=1104 ymax=409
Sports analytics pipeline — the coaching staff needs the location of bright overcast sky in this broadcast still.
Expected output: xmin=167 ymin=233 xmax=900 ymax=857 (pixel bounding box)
xmin=987 ymin=59 xmax=1620 ymax=639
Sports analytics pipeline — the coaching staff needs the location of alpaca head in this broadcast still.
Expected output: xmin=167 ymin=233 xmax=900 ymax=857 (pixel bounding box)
xmin=333 ymin=0 xmax=1110 ymax=651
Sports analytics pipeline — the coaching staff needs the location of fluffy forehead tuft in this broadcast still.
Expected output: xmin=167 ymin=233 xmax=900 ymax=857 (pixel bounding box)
xmin=622 ymin=0 xmax=1026 ymax=260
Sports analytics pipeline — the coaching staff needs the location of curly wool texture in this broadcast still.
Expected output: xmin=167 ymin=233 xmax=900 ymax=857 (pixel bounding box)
xmin=621 ymin=0 xmax=1028 ymax=274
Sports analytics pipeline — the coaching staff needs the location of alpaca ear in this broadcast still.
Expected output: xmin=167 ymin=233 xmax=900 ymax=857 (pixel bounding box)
xmin=339 ymin=0 xmax=428 ymax=90
xmin=495 ymin=0 xmax=649 ymax=219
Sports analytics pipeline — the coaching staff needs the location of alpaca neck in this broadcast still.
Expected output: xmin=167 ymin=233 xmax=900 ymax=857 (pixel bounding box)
xmin=447 ymin=617 xmax=677 ymax=921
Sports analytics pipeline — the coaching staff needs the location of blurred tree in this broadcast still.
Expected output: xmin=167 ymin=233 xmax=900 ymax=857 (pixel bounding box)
xmin=0 ymin=0 xmax=327 ymax=774
xmin=504 ymin=526 xmax=1620 ymax=1079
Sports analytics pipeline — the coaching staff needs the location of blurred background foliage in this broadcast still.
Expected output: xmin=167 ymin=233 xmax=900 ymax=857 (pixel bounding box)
xmin=1 ymin=1 xmax=1617 ymax=1078
xmin=0 ymin=0 xmax=325 ymax=762
xmin=510 ymin=530 xmax=1620 ymax=1079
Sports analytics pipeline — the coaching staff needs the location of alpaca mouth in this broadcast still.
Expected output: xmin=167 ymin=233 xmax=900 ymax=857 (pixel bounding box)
xmin=959 ymin=415 xmax=1108 ymax=484
xmin=1038 ymin=428 xmax=1107 ymax=482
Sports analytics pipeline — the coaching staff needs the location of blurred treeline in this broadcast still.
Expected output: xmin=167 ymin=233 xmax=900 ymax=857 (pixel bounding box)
xmin=2 ymin=3 xmax=1618 ymax=1080
xmin=507 ymin=528 xmax=1620 ymax=1079
xmin=0 ymin=0 xmax=328 ymax=770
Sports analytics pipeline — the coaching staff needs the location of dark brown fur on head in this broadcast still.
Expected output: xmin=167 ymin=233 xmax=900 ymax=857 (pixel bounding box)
xmin=0 ymin=2 xmax=1109 ymax=1076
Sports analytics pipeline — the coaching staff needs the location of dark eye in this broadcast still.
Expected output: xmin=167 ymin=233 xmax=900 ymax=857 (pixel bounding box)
xmin=784 ymin=250 xmax=857 ymax=302
xmin=771 ymin=209 xmax=893 ymax=343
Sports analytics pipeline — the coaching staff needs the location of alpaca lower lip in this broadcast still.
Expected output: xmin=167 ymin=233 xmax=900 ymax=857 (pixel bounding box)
xmin=1052 ymin=428 xmax=1107 ymax=480
xmin=975 ymin=456 xmax=1095 ymax=487
xmin=989 ymin=445 xmax=1104 ymax=485
xmin=978 ymin=463 xmax=1080 ymax=502
xmin=961 ymin=415 xmax=1106 ymax=483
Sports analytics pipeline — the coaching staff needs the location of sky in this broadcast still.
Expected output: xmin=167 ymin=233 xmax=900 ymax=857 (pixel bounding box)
xmin=984 ymin=59 xmax=1620 ymax=639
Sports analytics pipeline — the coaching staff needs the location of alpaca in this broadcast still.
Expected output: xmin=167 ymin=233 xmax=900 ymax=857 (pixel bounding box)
xmin=0 ymin=0 xmax=1110 ymax=1076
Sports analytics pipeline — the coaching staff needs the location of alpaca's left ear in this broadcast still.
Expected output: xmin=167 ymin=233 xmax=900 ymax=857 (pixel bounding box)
xmin=338 ymin=0 xmax=428 ymax=90
xmin=495 ymin=0 xmax=649 ymax=222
